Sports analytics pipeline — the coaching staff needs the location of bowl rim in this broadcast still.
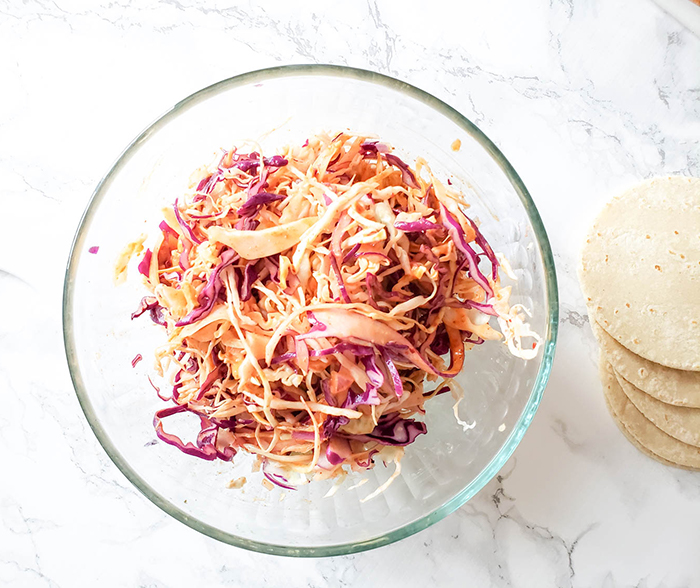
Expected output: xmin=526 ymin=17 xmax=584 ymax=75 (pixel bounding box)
xmin=63 ymin=63 xmax=559 ymax=557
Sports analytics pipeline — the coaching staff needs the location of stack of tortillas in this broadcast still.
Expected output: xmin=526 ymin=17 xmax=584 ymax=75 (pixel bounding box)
xmin=579 ymin=176 xmax=700 ymax=470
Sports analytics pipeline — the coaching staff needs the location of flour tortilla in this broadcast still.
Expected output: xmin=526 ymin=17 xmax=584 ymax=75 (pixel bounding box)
xmin=592 ymin=321 xmax=700 ymax=407
xmin=600 ymin=359 xmax=700 ymax=470
xmin=613 ymin=367 xmax=700 ymax=447
xmin=580 ymin=176 xmax=700 ymax=371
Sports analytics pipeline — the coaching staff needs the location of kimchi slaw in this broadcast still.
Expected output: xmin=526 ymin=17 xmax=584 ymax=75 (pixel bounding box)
xmin=129 ymin=132 xmax=541 ymax=488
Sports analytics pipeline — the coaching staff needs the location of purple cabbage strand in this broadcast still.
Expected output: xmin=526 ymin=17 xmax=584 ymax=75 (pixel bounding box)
xmin=131 ymin=296 xmax=167 ymax=326
xmin=384 ymin=153 xmax=419 ymax=188
xmin=346 ymin=412 xmax=427 ymax=447
xmin=237 ymin=191 xmax=285 ymax=218
xmin=394 ymin=219 xmax=440 ymax=232
xmin=175 ymin=250 xmax=238 ymax=326
xmin=439 ymin=203 xmax=493 ymax=299
xmin=138 ymin=249 xmax=152 ymax=277
xmin=378 ymin=347 xmax=404 ymax=398
xmin=173 ymin=199 xmax=203 ymax=244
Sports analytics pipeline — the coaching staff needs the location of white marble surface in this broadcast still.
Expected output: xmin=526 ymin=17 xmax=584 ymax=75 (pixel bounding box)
xmin=1 ymin=0 xmax=700 ymax=586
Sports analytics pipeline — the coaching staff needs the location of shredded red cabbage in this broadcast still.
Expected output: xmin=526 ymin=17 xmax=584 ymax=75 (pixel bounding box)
xmin=153 ymin=405 xmax=217 ymax=461
xmin=246 ymin=168 xmax=269 ymax=199
xmin=148 ymin=375 xmax=171 ymax=402
xmin=343 ymin=384 xmax=377 ymax=409
xmin=138 ymin=249 xmax=152 ymax=277
xmin=271 ymin=342 xmax=375 ymax=367
xmin=327 ymin=151 xmax=342 ymax=169
xmin=202 ymin=416 xmax=237 ymax=461
xmin=394 ymin=219 xmax=440 ymax=232
xmin=232 ymin=159 xmax=258 ymax=174
xmin=306 ymin=312 xmax=327 ymax=331
xmin=173 ymin=199 xmax=203 ymax=244
xmin=464 ymin=332 xmax=485 ymax=345
xmin=378 ymin=347 xmax=403 ymax=398
xmin=88 ymin=246 xmax=99 ymax=254
xmin=131 ymin=353 xmax=143 ymax=368
xmin=239 ymin=263 xmax=258 ymax=302
xmin=234 ymin=217 xmax=260 ymax=231
xmin=464 ymin=216 xmax=499 ymax=281
xmin=365 ymin=276 xmax=380 ymax=310
xmin=439 ymin=203 xmax=493 ymax=298
xmin=346 ymin=413 xmax=426 ymax=446
xmin=356 ymin=355 xmax=383 ymax=405
xmin=384 ymin=153 xmax=419 ymax=188
xmin=238 ymin=191 xmax=285 ymax=218
xmin=323 ymin=415 xmax=349 ymax=439
xmin=423 ymin=385 xmax=451 ymax=398
xmin=269 ymin=351 xmax=297 ymax=366
xmin=263 ymin=470 xmax=297 ymax=490
xmin=325 ymin=442 xmax=347 ymax=466
xmin=196 ymin=170 xmax=223 ymax=195
xmin=196 ymin=421 xmax=217 ymax=449
xmin=429 ymin=325 xmax=450 ymax=356
xmin=264 ymin=155 xmax=288 ymax=168
xmin=321 ymin=379 xmax=336 ymax=407
xmin=172 ymin=373 xmax=183 ymax=401
xmin=360 ymin=140 xmax=390 ymax=155
xmin=175 ymin=250 xmax=238 ymax=326
xmin=341 ymin=243 xmax=361 ymax=264
xmin=233 ymin=154 xmax=288 ymax=175
xmin=355 ymin=449 xmax=378 ymax=468
xmin=366 ymin=273 xmax=410 ymax=302
xmin=131 ymin=296 xmax=167 ymax=326
xmin=195 ymin=357 xmax=224 ymax=401
xmin=159 ymin=221 xmax=179 ymax=239
xmin=265 ymin=255 xmax=280 ymax=283
xmin=154 ymin=402 xmax=237 ymax=462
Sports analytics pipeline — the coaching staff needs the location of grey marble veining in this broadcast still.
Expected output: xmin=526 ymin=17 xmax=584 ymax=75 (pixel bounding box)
xmin=1 ymin=0 xmax=700 ymax=586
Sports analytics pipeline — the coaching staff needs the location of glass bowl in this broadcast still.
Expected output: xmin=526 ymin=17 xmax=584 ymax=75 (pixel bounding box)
xmin=63 ymin=65 xmax=558 ymax=556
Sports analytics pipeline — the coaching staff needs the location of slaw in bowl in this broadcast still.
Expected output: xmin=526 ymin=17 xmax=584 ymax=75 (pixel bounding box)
xmin=124 ymin=131 xmax=541 ymax=494
xmin=64 ymin=65 xmax=558 ymax=556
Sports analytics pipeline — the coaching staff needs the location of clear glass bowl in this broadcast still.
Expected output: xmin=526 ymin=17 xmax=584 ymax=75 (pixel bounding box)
xmin=63 ymin=65 xmax=558 ymax=556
